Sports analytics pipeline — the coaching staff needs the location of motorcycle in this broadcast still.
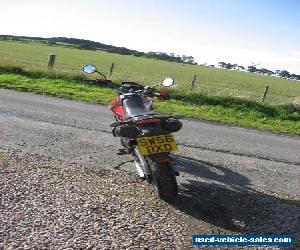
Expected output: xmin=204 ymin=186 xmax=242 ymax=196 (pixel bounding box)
xmin=82 ymin=64 xmax=183 ymax=202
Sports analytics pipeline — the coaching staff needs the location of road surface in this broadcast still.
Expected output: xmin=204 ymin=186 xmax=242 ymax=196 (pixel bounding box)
xmin=1 ymin=88 xmax=299 ymax=199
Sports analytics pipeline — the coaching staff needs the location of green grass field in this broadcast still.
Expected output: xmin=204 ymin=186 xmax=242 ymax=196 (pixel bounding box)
xmin=1 ymin=39 xmax=299 ymax=105
xmin=0 ymin=39 xmax=299 ymax=135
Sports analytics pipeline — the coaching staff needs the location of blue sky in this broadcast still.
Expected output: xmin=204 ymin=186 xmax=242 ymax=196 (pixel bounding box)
xmin=1 ymin=0 xmax=300 ymax=73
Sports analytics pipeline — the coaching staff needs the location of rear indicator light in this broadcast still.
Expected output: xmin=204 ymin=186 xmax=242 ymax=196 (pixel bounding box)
xmin=158 ymin=158 xmax=173 ymax=163
xmin=161 ymin=118 xmax=182 ymax=132
xmin=159 ymin=91 xmax=170 ymax=100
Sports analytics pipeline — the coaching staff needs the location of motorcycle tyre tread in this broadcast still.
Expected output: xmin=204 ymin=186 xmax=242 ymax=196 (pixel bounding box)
xmin=147 ymin=157 xmax=178 ymax=203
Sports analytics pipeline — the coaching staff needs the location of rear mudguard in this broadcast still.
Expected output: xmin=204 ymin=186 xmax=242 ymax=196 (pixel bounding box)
xmin=147 ymin=153 xmax=179 ymax=176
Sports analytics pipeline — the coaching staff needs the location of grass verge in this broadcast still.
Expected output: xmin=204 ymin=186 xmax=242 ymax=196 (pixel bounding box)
xmin=278 ymin=197 xmax=300 ymax=208
xmin=0 ymin=71 xmax=299 ymax=136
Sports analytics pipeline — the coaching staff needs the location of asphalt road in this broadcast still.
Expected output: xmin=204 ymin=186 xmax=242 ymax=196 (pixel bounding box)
xmin=0 ymin=88 xmax=299 ymax=199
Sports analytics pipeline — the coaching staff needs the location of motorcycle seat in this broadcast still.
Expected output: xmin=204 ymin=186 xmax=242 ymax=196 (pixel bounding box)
xmin=125 ymin=108 xmax=157 ymax=119
xmin=123 ymin=96 xmax=156 ymax=119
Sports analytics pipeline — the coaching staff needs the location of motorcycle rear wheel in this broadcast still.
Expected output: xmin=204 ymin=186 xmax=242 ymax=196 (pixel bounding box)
xmin=147 ymin=157 xmax=178 ymax=203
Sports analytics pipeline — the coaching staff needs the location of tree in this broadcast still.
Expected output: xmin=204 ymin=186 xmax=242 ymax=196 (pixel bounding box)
xmin=181 ymin=55 xmax=187 ymax=62
xmin=247 ymin=66 xmax=257 ymax=72
xmin=259 ymin=68 xmax=274 ymax=75
xmin=218 ymin=62 xmax=226 ymax=68
xmin=290 ymin=74 xmax=300 ymax=80
xmin=188 ymin=56 xmax=195 ymax=64
xmin=79 ymin=43 xmax=96 ymax=50
xmin=224 ymin=63 xmax=233 ymax=69
xmin=218 ymin=62 xmax=235 ymax=69
xmin=133 ymin=51 xmax=144 ymax=57
xmin=47 ymin=41 xmax=56 ymax=45
xmin=278 ymin=70 xmax=290 ymax=78
xmin=275 ymin=70 xmax=281 ymax=75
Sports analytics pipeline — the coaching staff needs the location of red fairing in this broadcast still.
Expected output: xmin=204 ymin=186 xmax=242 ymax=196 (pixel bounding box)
xmin=109 ymin=98 xmax=125 ymax=120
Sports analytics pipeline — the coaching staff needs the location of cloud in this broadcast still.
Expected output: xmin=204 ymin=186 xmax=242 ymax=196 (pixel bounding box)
xmin=288 ymin=50 xmax=300 ymax=57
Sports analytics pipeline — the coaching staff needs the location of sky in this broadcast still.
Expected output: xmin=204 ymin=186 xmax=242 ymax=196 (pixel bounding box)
xmin=1 ymin=0 xmax=300 ymax=74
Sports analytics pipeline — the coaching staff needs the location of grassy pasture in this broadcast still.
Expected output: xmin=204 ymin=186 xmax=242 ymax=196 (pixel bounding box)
xmin=1 ymin=39 xmax=299 ymax=105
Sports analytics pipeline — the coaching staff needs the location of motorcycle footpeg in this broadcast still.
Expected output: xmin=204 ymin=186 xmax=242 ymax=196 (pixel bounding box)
xmin=174 ymin=170 xmax=180 ymax=176
xmin=117 ymin=149 xmax=129 ymax=155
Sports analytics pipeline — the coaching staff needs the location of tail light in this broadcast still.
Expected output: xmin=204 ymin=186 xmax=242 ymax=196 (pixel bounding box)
xmin=136 ymin=118 xmax=161 ymax=125
xmin=157 ymin=157 xmax=173 ymax=163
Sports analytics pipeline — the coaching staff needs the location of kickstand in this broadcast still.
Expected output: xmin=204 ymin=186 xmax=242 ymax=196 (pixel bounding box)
xmin=114 ymin=160 xmax=134 ymax=171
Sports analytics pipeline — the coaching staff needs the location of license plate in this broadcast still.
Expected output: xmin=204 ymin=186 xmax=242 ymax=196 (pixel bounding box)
xmin=137 ymin=134 xmax=178 ymax=156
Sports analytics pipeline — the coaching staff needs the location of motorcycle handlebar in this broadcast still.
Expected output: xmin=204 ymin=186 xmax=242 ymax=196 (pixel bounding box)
xmin=84 ymin=79 xmax=169 ymax=100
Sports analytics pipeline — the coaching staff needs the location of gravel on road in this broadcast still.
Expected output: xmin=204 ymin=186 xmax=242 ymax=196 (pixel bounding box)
xmin=1 ymin=148 xmax=299 ymax=249
xmin=0 ymin=148 xmax=194 ymax=249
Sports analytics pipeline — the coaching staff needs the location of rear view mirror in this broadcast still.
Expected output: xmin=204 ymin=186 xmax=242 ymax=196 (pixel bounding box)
xmin=162 ymin=78 xmax=174 ymax=87
xmin=82 ymin=64 xmax=97 ymax=74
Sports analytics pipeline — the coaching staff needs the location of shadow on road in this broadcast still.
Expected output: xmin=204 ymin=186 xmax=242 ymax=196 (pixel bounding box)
xmin=174 ymin=155 xmax=254 ymax=192
xmin=172 ymin=155 xmax=300 ymax=247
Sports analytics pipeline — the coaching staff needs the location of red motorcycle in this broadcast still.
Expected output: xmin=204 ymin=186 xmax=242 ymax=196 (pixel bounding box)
xmin=83 ymin=64 xmax=183 ymax=202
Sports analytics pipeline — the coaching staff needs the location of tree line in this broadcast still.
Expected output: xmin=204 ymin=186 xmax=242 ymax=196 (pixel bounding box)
xmin=0 ymin=35 xmax=195 ymax=65
xmin=217 ymin=62 xmax=300 ymax=81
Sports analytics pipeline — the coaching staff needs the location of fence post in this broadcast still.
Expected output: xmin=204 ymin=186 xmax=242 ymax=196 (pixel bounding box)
xmin=108 ymin=63 xmax=115 ymax=79
xmin=48 ymin=54 xmax=56 ymax=70
xmin=261 ymin=86 xmax=269 ymax=102
xmin=191 ymin=74 xmax=197 ymax=89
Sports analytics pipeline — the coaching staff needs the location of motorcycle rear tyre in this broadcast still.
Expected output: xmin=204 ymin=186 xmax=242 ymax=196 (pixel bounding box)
xmin=147 ymin=157 xmax=178 ymax=203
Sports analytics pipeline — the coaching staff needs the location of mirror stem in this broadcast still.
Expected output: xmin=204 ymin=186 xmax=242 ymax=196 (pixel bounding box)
xmin=96 ymin=70 xmax=107 ymax=80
